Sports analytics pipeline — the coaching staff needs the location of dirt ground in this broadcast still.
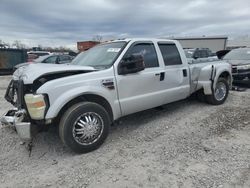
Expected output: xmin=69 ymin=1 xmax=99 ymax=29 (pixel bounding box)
xmin=0 ymin=76 xmax=250 ymax=188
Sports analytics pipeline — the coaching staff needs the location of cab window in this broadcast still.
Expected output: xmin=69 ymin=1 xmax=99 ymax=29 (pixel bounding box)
xmin=158 ymin=43 xmax=182 ymax=66
xmin=123 ymin=42 xmax=159 ymax=68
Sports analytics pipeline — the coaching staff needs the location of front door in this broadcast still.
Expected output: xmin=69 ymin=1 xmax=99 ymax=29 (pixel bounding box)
xmin=115 ymin=41 xmax=167 ymax=116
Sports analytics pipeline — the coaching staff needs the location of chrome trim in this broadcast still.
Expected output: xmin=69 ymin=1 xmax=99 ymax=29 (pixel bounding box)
xmin=0 ymin=108 xmax=17 ymax=126
xmin=72 ymin=112 xmax=104 ymax=146
xmin=0 ymin=109 xmax=32 ymax=140
xmin=215 ymin=82 xmax=227 ymax=101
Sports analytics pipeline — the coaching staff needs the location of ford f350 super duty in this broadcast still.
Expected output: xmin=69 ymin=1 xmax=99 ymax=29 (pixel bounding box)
xmin=0 ymin=38 xmax=232 ymax=153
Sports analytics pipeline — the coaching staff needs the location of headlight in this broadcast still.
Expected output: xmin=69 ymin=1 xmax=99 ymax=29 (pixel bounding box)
xmin=237 ymin=64 xmax=250 ymax=70
xmin=24 ymin=94 xmax=46 ymax=120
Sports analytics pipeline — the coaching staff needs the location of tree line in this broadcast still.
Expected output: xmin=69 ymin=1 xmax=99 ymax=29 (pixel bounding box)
xmin=0 ymin=39 xmax=72 ymax=52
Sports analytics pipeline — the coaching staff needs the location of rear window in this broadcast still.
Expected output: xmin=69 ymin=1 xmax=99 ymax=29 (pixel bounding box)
xmin=158 ymin=43 xmax=182 ymax=66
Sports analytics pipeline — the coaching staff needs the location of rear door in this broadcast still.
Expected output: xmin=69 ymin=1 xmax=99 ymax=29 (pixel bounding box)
xmin=157 ymin=42 xmax=190 ymax=103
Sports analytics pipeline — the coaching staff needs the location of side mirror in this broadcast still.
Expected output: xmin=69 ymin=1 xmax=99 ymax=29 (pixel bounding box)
xmin=118 ymin=54 xmax=145 ymax=75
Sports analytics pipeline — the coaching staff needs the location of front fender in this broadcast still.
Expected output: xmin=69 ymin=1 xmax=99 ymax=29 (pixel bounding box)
xmin=41 ymin=86 xmax=121 ymax=120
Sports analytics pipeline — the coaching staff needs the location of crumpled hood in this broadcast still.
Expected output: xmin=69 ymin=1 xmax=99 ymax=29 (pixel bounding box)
xmin=13 ymin=63 xmax=96 ymax=84
xmin=226 ymin=59 xmax=250 ymax=66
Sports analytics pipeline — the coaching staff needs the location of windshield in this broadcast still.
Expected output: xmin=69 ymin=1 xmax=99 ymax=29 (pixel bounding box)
xmin=223 ymin=48 xmax=250 ymax=60
xmin=72 ymin=42 xmax=126 ymax=69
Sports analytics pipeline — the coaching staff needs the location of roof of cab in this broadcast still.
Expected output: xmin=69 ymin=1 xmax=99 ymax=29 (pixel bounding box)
xmin=111 ymin=38 xmax=177 ymax=43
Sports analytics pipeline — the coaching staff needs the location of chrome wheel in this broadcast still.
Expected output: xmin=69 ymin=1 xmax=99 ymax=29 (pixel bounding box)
xmin=214 ymin=82 xmax=227 ymax=101
xmin=72 ymin=112 xmax=104 ymax=145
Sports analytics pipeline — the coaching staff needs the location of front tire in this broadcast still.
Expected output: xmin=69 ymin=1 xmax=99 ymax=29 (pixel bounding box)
xmin=206 ymin=77 xmax=229 ymax=105
xmin=59 ymin=102 xmax=111 ymax=153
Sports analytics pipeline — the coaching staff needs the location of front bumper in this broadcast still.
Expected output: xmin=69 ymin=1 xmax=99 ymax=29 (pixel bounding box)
xmin=232 ymin=66 xmax=250 ymax=77
xmin=0 ymin=109 xmax=35 ymax=140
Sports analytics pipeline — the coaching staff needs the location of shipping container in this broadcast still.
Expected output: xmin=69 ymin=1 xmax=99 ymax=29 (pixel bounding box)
xmin=0 ymin=48 xmax=27 ymax=75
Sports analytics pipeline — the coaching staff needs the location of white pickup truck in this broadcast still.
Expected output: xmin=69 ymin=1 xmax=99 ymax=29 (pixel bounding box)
xmin=1 ymin=38 xmax=232 ymax=153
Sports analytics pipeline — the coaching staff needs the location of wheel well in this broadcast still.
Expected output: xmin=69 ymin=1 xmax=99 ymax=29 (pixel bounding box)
xmin=56 ymin=94 xmax=114 ymax=123
xmin=196 ymin=71 xmax=231 ymax=96
xmin=219 ymin=71 xmax=231 ymax=84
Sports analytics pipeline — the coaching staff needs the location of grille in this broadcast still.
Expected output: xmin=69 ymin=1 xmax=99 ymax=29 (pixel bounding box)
xmin=5 ymin=80 xmax=24 ymax=109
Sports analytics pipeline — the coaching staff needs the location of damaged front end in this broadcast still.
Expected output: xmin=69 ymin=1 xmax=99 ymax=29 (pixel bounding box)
xmin=1 ymin=109 xmax=34 ymax=140
xmin=1 ymin=79 xmax=35 ymax=140
xmin=1 ymin=64 xmax=96 ymax=141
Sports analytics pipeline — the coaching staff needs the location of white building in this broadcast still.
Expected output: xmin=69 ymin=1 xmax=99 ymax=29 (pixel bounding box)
xmin=172 ymin=36 xmax=228 ymax=52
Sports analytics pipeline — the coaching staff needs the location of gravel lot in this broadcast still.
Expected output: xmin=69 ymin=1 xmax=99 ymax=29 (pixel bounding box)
xmin=0 ymin=76 xmax=250 ymax=188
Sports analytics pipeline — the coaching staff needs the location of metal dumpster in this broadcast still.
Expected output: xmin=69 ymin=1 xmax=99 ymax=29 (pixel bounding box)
xmin=0 ymin=48 xmax=27 ymax=75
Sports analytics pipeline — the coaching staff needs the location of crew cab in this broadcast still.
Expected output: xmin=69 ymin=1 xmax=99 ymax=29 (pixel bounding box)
xmin=0 ymin=38 xmax=232 ymax=153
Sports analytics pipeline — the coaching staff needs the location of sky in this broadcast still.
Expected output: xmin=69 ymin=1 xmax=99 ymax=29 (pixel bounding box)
xmin=0 ymin=0 xmax=250 ymax=49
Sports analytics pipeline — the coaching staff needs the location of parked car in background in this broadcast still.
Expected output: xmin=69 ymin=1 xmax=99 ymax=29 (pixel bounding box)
xmin=184 ymin=48 xmax=218 ymax=64
xmin=223 ymin=48 xmax=250 ymax=80
xmin=27 ymin=53 xmax=38 ymax=62
xmin=216 ymin=50 xmax=231 ymax=60
xmin=33 ymin=54 xmax=74 ymax=64
xmin=27 ymin=51 xmax=51 ymax=57
xmin=184 ymin=48 xmax=215 ymax=59
xmin=15 ymin=54 xmax=74 ymax=69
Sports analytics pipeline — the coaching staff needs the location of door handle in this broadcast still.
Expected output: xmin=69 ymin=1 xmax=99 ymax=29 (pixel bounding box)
xmin=155 ymin=72 xmax=165 ymax=81
xmin=183 ymin=69 xmax=187 ymax=77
